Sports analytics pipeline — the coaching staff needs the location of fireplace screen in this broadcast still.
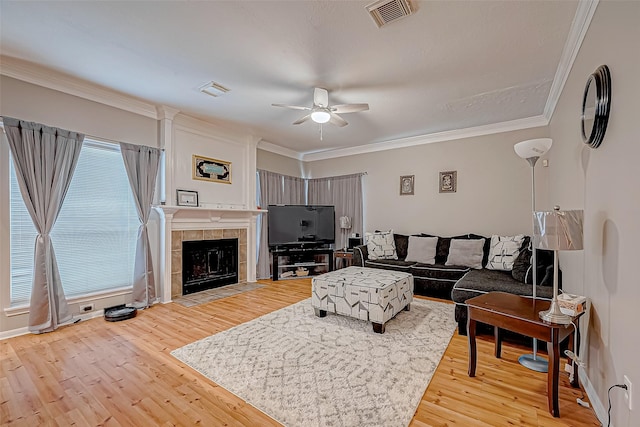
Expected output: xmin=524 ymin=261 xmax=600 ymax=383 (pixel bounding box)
xmin=182 ymin=238 xmax=238 ymax=295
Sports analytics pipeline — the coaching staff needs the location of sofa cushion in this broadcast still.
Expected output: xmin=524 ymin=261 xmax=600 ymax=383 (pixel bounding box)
xmin=511 ymin=239 xmax=559 ymax=286
xmin=410 ymin=263 xmax=470 ymax=281
xmin=451 ymin=269 xmax=555 ymax=305
xmin=446 ymin=239 xmax=485 ymax=269
xmin=486 ymin=234 xmax=525 ymax=271
xmin=432 ymin=234 xmax=469 ymax=264
xmin=365 ymin=230 xmax=398 ymax=260
xmin=393 ymin=233 xmax=410 ymax=260
xmin=405 ymin=236 xmax=438 ymax=264
xmin=364 ymin=259 xmax=414 ymax=272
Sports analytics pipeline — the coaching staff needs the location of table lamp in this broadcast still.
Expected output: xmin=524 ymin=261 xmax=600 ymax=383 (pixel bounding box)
xmin=339 ymin=216 xmax=351 ymax=251
xmin=533 ymin=206 xmax=584 ymax=324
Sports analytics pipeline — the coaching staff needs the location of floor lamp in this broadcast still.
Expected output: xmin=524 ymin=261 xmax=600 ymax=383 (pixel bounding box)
xmin=514 ymin=138 xmax=553 ymax=373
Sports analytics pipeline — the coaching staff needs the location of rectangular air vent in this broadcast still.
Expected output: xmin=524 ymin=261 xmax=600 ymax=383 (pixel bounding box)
xmin=366 ymin=0 xmax=413 ymax=28
xmin=199 ymin=81 xmax=230 ymax=97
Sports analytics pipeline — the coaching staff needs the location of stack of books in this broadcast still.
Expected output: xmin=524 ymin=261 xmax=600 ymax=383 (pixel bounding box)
xmin=557 ymin=293 xmax=587 ymax=316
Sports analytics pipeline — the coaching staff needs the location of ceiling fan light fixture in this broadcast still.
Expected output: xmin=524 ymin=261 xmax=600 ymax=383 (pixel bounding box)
xmin=311 ymin=110 xmax=331 ymax=124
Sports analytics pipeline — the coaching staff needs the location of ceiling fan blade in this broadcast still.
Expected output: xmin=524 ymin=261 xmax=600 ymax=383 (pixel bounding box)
xmin=329 ymin=112 xmax=348 ymax=127
xmin=313 ymin=88 xmax=329 ymax=107
xmin=272 ymin=103 xmax=311 ymax=111
xmin=331 ymin=103 xmax=370 ymax=114
xmin=292 ymin=114 xmax=312 ymax=125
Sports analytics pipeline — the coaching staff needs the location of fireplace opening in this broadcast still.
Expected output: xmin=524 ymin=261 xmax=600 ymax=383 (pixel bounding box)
xmin=182 ymin=238 xmax=238 ymax=295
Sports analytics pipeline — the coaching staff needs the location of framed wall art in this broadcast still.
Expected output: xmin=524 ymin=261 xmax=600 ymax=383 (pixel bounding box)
xmin=193 ymin=154 xmax=231 ymax=184
xmin=176 ymin=189 xmax=199 ymax=207
xmin=400 ymin=175 xmax=415 ymax=195
xmin=439 ymin=171 xmax=457 ymax=193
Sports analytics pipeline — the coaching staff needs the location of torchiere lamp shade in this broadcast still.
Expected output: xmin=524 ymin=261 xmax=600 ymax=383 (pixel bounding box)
xmin=533 ymin=209 xmax=584 ymax=251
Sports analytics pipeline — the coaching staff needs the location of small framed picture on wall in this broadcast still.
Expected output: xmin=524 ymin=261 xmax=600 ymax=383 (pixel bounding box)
xmin=176 ymin=189 xmax=199 ymax=207
xmin=439 ymin=171 xmax=457 ymax=193
xmin=400 ymin=175 xmax=415 ymax=195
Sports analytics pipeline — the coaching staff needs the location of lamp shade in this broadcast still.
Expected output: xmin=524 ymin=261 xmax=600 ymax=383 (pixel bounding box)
xmin=514 ymin=138 xmax=553 ymax=159
xmin=533 ymin=208 xmax=583 ymax=251
xmin=339 ymin=216 xmax=351 ymax=229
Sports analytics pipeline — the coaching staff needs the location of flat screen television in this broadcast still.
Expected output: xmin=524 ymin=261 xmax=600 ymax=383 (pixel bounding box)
xmin=268 ymin=205 xmax=335 ymax=248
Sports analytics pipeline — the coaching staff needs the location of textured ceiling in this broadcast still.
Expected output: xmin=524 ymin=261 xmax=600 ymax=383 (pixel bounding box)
xmin=0 ymin=1 xmax=578 ymax=155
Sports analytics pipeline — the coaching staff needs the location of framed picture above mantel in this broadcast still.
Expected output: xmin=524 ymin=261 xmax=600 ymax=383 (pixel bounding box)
xmin=193 ymin=154 xmax=231 ymax=184
xmin=176 ymin=189 xmax=199 ymax=207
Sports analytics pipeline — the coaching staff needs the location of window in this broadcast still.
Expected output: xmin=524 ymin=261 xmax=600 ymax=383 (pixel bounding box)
xmin=9 ymin=139 xmax=139 ymax=306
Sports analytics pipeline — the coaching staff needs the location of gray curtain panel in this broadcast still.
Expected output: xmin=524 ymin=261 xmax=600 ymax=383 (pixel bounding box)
xmin=3 ymin=117 xmax=84 ymax=334
xmin=256 ymin=170 xmax=306 ymax=279
xmin=308 ymin=173 xmax=364 ymax=247
xmin=120 ymin=142 xmax=161 ymax=308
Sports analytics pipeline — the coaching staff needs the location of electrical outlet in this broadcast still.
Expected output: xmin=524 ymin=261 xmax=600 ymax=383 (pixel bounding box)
xmin=80 ymin=303 xmax=94 ymax=312
xmin=624 ymin=375 xmax=633 ymax=411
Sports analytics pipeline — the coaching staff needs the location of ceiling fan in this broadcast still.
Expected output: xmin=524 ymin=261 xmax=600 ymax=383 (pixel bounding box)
xmin=272 ymin=87 xmax=369 ymax=127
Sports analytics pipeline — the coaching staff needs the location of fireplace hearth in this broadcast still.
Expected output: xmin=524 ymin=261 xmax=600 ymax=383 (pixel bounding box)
xmin=182 ymin=238 xmax=238 ymax=295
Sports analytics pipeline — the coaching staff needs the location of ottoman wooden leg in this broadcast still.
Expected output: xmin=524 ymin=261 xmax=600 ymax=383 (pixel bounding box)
xmin=314 ymin=308 xmax=327 ymax=317
xmin=372 ymin=322 xmax=385 ymax=334
xmin=404 ymin=304 xmax=411 ymax=311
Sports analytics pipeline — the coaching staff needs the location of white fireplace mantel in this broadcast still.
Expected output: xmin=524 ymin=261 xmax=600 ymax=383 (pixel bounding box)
xmin=153 ymin=205 xmax=266 ymax=303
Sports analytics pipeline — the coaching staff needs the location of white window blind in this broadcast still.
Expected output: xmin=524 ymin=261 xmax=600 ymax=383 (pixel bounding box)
xmin=9 ymin=139 xmax=139 ymax=306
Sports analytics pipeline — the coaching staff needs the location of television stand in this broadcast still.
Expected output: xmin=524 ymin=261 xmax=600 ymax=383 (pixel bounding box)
xmin=271 ymin=247 xmax=334 ymax=281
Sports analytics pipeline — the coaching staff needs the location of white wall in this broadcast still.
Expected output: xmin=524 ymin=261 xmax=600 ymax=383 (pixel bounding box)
xmin=548 ymin=1 xmax=639 ymax=425
xmin=0 ymin=76 xmax=158 ymax=334
xmin=257 ymin=149 xmax=304 ymax=178
xmin=172 ymin=116 xmax=254 ymax=209
xmin=304 ymin=127 xmax=551 ymax=238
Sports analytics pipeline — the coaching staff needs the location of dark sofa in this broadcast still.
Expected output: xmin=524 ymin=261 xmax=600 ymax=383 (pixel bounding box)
xmin=353 ymin=232 xmax=558 ymax=334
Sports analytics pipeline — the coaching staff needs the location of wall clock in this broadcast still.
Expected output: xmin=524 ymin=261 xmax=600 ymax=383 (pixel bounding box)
xmin=581 ymin=65 xmax=611 ymax=149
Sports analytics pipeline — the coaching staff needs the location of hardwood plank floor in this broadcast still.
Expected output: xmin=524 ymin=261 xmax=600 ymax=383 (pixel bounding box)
xmin=1 ymin=278 xmax=601 ymax=426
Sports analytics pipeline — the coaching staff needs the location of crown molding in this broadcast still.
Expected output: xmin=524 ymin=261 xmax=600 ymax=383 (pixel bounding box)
xmin=0 ymin=55 xmax=159 ymax=119
xmin=301 ymin=115 xmax=549 ymax=162
xmin=257 ymin=140 xmax=304 ymax=160
xmin=156 ymin=105 xmax=180 ymax=121
xmin=544 ymin=0 xmax=599 ymax=121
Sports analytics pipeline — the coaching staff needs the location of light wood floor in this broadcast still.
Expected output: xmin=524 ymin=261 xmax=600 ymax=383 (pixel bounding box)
xmin=1 ymin=278 xmax=601 ymax=426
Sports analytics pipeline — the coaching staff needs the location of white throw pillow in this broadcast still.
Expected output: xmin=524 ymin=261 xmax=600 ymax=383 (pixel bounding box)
xmin=486 ymin=234 xmax=525 ymax=271
xmin=405 ymin=236 xmax=438 ymax=264
xmin=365 ymin=230 xmax=398 ymax=260
xmin=445 ymin=239 xmax=485 ymax=269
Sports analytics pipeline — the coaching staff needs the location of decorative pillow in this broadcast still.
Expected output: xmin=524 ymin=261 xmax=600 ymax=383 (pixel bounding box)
xmin=365 ymin=230 xmax=398 ymax=260
xmin=405 ymin=236 xmax=438 ymax=264
xmin=486 ymin=234 xmax=525 ymax=271
xmin=512 ymin=238 xmax=559 ymax=286
xmin=445 ymin=239 xmax=485 ymax=269
xmin=434 ymin=234 xmax=469 ymax=264
xmin=393 ymin=234 xmax=410 ymax=260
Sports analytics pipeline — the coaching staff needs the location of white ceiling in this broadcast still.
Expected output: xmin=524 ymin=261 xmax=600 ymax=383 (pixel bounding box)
xmin=0 ymin=1 xmax=580 ymax=157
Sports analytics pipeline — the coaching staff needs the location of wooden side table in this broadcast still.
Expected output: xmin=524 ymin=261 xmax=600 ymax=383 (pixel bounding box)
xmin=334 ymin=250 xmax=353 ymax=269
xmin=466 ymin=291 xmax=582 ymax=418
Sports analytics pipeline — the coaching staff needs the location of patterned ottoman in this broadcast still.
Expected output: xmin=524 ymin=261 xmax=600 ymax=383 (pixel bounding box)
xmin=311 ymin=266 xmax=414 ymax=333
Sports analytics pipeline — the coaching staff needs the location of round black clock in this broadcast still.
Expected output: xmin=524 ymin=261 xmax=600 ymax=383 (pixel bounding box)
xmin=581 ymin=65 xmax=611 ymax=149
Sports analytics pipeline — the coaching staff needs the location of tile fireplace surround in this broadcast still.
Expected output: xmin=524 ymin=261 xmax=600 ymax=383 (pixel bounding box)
xmin=171 ymin=228 xmax=247 ymax=299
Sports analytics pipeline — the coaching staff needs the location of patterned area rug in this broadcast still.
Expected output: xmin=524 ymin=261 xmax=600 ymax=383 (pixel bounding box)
xmin=172 ymin=282 xmax=265 ymax=307
xmin=171 ymin=298 xmax=456 ymax=427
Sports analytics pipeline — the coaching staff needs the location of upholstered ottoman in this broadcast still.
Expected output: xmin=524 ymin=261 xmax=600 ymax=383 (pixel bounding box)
xmin=311 ymin=266 xmax=413 ymax=333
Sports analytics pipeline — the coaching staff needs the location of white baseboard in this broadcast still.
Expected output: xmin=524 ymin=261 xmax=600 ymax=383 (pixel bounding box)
xmin=0 ymin=326 xmax=29 ymax=340
xmin=0 ymin=309 xmax=104 ymax=341
xmin=580 ymin=366 xmax=608 ymax=425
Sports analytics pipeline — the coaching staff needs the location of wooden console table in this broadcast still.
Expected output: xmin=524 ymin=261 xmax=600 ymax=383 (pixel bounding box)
xmin=466 ymin=292 xmax=581 ymax=418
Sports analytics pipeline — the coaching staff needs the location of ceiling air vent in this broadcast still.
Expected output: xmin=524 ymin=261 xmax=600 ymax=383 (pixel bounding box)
xmin=366 ymin=0 xmax=413 ymax=28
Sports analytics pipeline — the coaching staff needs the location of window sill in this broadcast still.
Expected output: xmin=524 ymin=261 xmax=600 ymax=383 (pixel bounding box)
xmin=4 ymin=287 xmax=132 ymax=317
